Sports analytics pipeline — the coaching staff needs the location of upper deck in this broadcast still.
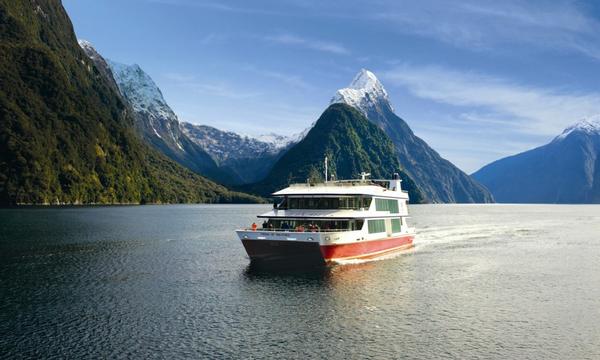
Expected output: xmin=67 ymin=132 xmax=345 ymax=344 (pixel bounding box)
xmin=272 ymin=179 xmax=409 ymax=200
xmin=261 ymin=176 xmax=412 ymax=220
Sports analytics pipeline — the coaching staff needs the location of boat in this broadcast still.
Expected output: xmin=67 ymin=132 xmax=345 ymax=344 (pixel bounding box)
xmin=236 ymin=165 xmax=416 ymax=267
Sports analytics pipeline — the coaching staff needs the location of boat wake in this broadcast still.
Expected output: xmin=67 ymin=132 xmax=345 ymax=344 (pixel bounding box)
xmin=413 ymin=220 xmax=545 ymax=252
xmin=331 ymin=246 xmax=415 ymax=265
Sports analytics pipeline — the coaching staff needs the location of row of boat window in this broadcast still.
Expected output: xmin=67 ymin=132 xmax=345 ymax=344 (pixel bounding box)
xmin=277 ymin=197 xmax=401 ymax=212
xmin=279 ymin=197 xmax=372 ymax=210
xmin=265 ymin=219 xmax=364 ymax=231
xmin=263 ymin=218 xmax=403 ymax=233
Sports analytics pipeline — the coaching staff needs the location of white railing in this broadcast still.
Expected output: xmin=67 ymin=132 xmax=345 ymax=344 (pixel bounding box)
xmin=240 ymin=228 xmax=353 ymax=233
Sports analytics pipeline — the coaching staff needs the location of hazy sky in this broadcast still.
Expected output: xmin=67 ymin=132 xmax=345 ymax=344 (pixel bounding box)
xmin=63 ymin=0 xmax=600 ymax=173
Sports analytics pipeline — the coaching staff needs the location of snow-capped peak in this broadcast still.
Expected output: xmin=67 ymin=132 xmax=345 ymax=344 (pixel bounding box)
xmin=78 ymin=39 xmax=93 ymax=50
xmin=107 ymin=60 xmax=173 ymax=117
xmin=349 ymin=69 xmax=385 ymax=93
xmin=330 ymin=69 xmax=393 ymax=114
xmin=555 ymin=114 xmax=600 ymax=141
xmin=78 ymin=39 xmax=102 ymax=61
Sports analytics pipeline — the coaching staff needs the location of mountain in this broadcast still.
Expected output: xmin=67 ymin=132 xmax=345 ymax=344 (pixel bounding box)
xmin=332 ymin=69 xmax=494 ymax=203
xmin=77 ymin=39 xmax=120 ymax=94
xmin=181 ymin=123 xmax=292 ymax=184
xmin=0 ymin=0 xmax=260 ymax=204
xmin=472 ymin=116 xmax=600 ymax=203
xmin=103 ymin=57 xmax=227 ymax=182
xmin=246 ymin=103 xmax=425 ymax=203
xmin=79 ymin=41 xmax=292 ymax=185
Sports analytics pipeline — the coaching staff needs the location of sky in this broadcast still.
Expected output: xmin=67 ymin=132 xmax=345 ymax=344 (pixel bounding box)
xmin=63 ymin=0 xmax=600 ymax=173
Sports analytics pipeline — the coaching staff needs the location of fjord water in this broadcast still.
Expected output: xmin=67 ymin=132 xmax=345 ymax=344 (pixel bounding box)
xmin=1 ymin=205 xmax=599 ymax=359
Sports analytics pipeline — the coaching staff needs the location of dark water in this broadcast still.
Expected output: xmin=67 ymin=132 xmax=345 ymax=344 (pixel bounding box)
xmin=1 ymin=204 xmax=600 ymax=359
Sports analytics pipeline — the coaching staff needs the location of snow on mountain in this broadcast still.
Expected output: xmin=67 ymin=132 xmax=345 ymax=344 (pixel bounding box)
xmin=272 ymin=69 xmax=392 ymax=147
xmin=181 ymin=123 xmax=294 ymax=163
xmin=474 ymin=113 xmax=600 ymax=203
xmin=107 ymin=60 xmax=183 ymax=149
xmin=108 ymin=61 xmax=174 ymax=120
xmin=78 ymin=39 xmax=121 ymax=94
xmin=330 ymin=69 xmax=493 ymax=203
xmin=330 ymin=68 xmax=393 ymax=116
xmin=251 ymin=133 xmax=295 ymax=149
xmin=78 ymin=39 xmax=99 ymax=61
xmin=287 ymin=123 xmax=315 ymax=144
xmin=554 ymin=114 xmax=600 ymax=141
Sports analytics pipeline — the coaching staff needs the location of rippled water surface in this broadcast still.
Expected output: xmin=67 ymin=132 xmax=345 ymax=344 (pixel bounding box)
xmin=1 ymin=204 xmax=600 ymax=359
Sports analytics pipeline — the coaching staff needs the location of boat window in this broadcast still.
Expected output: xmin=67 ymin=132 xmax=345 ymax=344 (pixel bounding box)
xmin=350 ymin=219 xmax=364 ymax=231
xmin=375 ymin=198 xmax=399 ymax=213
xmin=367 ymin=219 xmax=386 ymax=234
xmin=277 ymin=198 xmax=288 ymax=209
xmin=362 ymin=197 xmax=372 ymax=209
xmin=391 ymin=218 xmax=401 ymax=233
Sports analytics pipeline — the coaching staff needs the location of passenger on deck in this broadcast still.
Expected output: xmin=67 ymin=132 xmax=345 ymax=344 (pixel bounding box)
xmin=251 ymin=222 xmax=257 ymax=231
xmin=262 ymin=220 xmax=268 ymax=229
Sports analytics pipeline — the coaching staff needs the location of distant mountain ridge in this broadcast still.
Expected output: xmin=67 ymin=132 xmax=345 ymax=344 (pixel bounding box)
xmin=473 ymin=115 xmax=600 ymax=203
xmin=332 ymin=69 xmax=494 ymax=203
xmin=247 ymin=103 xmax=425 ymax=203
xmin=181 ymin=124 xmax=293 ymax=163
xmin=181 ymin=123 xmax=292 ymax=184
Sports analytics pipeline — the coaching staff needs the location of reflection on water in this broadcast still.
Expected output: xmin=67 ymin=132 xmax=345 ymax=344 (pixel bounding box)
xmin=1 ymin=204 xmax=600 ymax=359
xmin=243 ymin=262 xmax=330 ymax=278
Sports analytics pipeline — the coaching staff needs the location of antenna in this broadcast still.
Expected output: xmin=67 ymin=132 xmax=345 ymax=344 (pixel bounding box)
xmin=324 ymin=156 xmax=328 ymax=183
xmin=360 ymin=172 xmax=371 ymax=180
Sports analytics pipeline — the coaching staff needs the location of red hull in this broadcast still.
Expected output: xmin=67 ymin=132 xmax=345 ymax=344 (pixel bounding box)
xmin=241 ymin=235 xmax=413 ymax=266
xmin=320 ymin=235 xmax=413 ymax=262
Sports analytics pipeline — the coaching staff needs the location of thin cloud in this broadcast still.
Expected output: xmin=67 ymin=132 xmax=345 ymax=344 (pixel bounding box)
xmin=242 ymin=65 xmax=314 ymax=90
xmin=146 ymin=0 xmax=283 ymax=15
xmin=265 ymin=34 xmax=349 ymax=55
xmin=368 ymin=0 xmax=600 ymax=60
xmin=382 ymin=64 xmax=600 ymax=136
xmin=163 ymin=73 xmax=261 ymax=99
xmin=147 ymin=0 xmax=600 ymax=60
xmin=198 ymin=33 xmax=227 ymax=45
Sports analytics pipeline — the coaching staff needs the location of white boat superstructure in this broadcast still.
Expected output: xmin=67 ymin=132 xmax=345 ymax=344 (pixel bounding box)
xmin=236 ymin=173 xmax=416 ymax=265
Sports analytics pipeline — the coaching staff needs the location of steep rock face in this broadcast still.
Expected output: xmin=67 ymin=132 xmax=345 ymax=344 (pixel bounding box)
xmin=105 ymin=59 xmax=226 ymax=182
xmin=246 ymin=103 xmax=424 ymax=203
xmin=0 ymin=0 xmax=259 ymax=204
xmin=473 ymin=116 xmax=600 ymax=203
xmin=181 ymin=123 xmax=290 ymax=184
xmin=77 ymin=39 xmax=120 ymax=94
xmin=332 ymin=69 xmax=494 ymax=203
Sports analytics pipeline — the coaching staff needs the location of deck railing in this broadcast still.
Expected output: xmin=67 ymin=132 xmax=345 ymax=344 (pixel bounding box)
xmin=240 ymin=228 xmax=354 ymax=233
